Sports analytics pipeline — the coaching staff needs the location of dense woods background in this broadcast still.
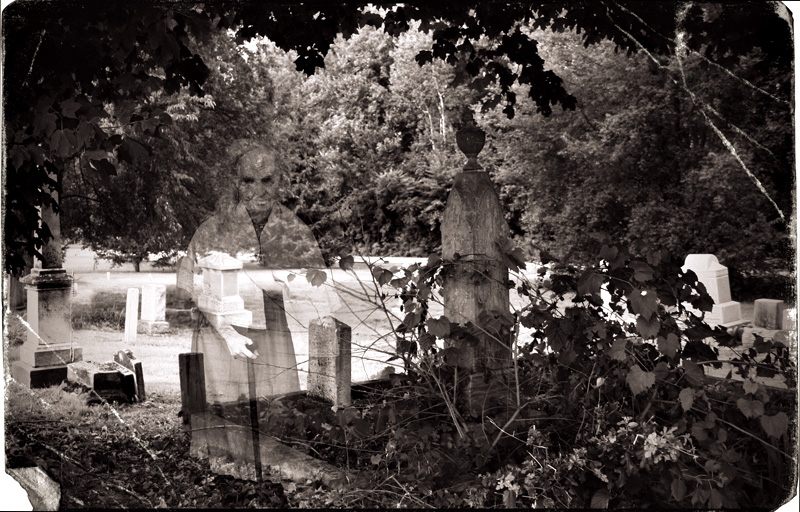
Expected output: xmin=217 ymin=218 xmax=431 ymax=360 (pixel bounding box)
xmin=4 ymin=2 xmax=794 ymax=296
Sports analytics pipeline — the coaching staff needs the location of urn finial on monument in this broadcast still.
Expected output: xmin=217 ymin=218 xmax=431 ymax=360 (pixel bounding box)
xmin=456 ymin=115 xmax=485 ymax=171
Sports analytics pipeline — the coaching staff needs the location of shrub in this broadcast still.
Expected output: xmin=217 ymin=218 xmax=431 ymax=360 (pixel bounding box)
xmin=360 ymin=242 xmax=796 ymax=509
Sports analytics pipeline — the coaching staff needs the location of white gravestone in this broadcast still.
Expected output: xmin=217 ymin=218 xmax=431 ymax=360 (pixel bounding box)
xmin=682 ymin=254 xmax=743 ymax=327
xmin=196 ymin=252 xmax=252 ymax=328
xmin=124 ymin=288 xmax=139 ymax=343
xmin=138 ymin=284 xmax=170 ymax=334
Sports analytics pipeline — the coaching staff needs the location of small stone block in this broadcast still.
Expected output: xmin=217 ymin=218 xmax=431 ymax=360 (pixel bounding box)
xmin=753 ymin=299 xmax=785 ymax=330
xmin=20 ymin=345 xmax=82 ymax=368
xmin=67 ymin=361 xmax=136 ymax=402
xmin=137 ymin=320 xmax=170 ymax=335
xmin=11 ymin=362 xmax=67 ymax=388
xmin=705 ymin=301 xmax=742 ymax=327
xmin=114 ymin=350 xmax=146 ymax=402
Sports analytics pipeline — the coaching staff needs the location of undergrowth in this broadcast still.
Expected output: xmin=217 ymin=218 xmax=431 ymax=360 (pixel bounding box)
xmin=4 ymin=381 xmax=287 ymax=509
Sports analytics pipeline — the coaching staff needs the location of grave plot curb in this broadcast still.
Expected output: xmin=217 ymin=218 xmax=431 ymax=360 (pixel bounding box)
xmin=189 ymin=412 xmax=350 ymax=488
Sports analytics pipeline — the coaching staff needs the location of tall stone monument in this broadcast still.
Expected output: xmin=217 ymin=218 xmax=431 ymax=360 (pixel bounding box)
xmin=11 ymin=196 xmax=82 ymax=387
xmin=441 ymin=119 xmax=513 ymax=414
xmin=682 ymin=254 xmax=743 ymax=327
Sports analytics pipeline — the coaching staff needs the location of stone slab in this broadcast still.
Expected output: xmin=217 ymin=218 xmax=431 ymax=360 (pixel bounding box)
xmin=704 ymin=327 xmax=791 ymax=388
xmin=141 ymin=283 xmax=167 ymax=322
xmin=137 ymin=320 xmax=170 ymax=335
xmin=67 ymin=361 xmax=137 ymax=402
xmin=20 ymin=345 xmax=82 ymax=368
xmin=753 ymin=299 xmax=786 ymax=330
xmin=124 ymin=288 xmax=139 ymax=343
xmin=7 ymin=466 xmax=61 ymax=511
xmin=11 ymin=362 xmax=68 ymax=388
xmin=199 ymin=310 xmax=253 ymax=329
xmin=705 ymin=301 xmax=742 ymax=327
xmin=114 ymin=350 xmax=146 ymax=402
xmin=190 ymin=412 xmax=349 ymax=487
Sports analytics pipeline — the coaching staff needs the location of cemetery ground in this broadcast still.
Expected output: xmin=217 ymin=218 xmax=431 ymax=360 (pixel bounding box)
xmin=4 ymin=246 xmax=794 ymax=509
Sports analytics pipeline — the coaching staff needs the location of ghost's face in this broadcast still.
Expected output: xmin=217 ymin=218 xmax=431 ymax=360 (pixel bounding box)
xmin=236 ymin=149 xmax=279 ymax=215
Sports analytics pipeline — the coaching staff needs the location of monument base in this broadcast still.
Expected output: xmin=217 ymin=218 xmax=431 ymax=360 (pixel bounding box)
xmin=706 ymin=301 xmax=743 ymax=327
xmin=137 ymin=320 xmax=170 ymax=335
xmin=462 ymin=369 xmax=515 ymax=417
xmin=11 ymin=361 xmax=68 ymax=388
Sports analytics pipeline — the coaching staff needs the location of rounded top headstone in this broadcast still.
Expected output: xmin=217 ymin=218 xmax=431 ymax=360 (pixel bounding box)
xmin=683 ymin=254 xmax=725 ymax=271
xmin=197 ymin=252 xmax=243 ymax=271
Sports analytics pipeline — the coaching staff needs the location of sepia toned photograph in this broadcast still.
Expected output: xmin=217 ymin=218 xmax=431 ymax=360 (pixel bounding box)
xmin=2 ymin=0 xmax=797 ymax=509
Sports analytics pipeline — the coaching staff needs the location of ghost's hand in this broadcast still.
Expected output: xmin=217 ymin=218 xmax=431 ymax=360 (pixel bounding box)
xmin=223 ymin=329 xmax=259 ymax=359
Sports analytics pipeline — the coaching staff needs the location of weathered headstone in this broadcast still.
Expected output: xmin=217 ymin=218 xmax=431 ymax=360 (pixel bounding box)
xmin=196 ymin=252 xmax=252 ymax=327
xmin=682 ymin=254 xmax=743 ymax=327
xmin=138 ymin=283 xmax=169 ymax=334
xmin=753 ymin=299 xmax=786 ymax=330
xmin=441 ymin=122 xmax=513 ymax=413
xmin=11 ymin=269 xmax=83 ymax=388
xmin=67 ymin=361 xmax=137 ymax=402
xmin=114 ymin=350 xmax=146 ymax=401
xmin=124 ymin=288 xmax=139 ymax=343
xmin=307 ymin=316 xmax=351 ymax=408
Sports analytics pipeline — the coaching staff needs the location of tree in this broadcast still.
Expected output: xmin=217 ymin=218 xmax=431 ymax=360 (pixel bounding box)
xmin=475 ymin=24 xmax=791 ymax=280
xmin=4 ymin=1 xmax=792 ymax=273
xmin=59 ymin=29 xmax=281 ymax=269
xmin=3 ymin=0 xmax=215 ymax=272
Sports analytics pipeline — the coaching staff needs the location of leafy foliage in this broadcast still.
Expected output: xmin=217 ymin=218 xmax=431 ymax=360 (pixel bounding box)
xmin=5 ymin=2 xmax=792 ymax=280
xmin=331 ymin=239 xmax=796 ymax=508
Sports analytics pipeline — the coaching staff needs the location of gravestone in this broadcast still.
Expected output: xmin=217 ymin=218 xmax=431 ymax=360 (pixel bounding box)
xmin=682 ymin=254 xmax=743 ymax=327
xmin=307 ymin=316 xmax=351 ymax=408
xmin=124 ymin=288 xmax=139 ymax=343
xmin=11 ymin=195 xmax=82 ymax=388
xmin=11 ymin=269 xmax=83 ymax=388
xmin=196 ymin=252 xmax=252 ymax=327
xmin=138 ymin=283 xmax=169 ymax=334
xmin=753 ymin=299 xmax=785 ymax=330
xmin=114 ymin=350 xmax=146 ymax=401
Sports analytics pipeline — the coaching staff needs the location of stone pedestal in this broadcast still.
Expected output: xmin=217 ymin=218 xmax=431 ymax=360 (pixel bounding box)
xmin=196 ymin=252 xmax=252 ymax=327
xmin=682 ymin=254 xmax=743 ymax=327
xmin=11 ymin=268 xmax=82 ymax=388
xmin=138 ymin=283 xmax=170 ymax=334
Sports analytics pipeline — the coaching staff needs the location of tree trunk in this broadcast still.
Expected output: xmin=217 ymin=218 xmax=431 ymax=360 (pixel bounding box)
xmin=134 ymin=259 xmax=141 ymax=272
